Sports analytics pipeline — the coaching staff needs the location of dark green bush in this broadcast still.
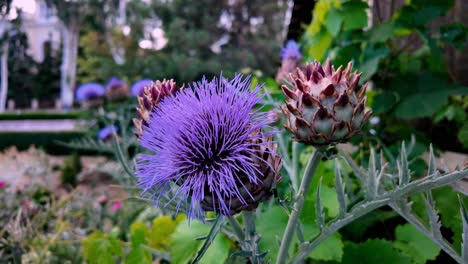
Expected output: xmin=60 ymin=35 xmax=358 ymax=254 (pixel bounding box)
xmin=60 ymin=152 xmax=82 ymax=188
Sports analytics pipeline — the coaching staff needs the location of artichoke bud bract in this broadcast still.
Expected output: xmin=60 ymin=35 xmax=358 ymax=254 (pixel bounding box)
xmin=133 ymin=79 xmax=184 ymax=139
xmin=281 ymin=59 xmax=372 ymax=145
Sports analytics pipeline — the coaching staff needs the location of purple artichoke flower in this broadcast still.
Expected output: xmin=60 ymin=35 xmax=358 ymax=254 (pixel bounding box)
xmin=131 ymin=79 xmax=153 ymax=97
xmin=76 ymin=83 xmax=105 ymax=102
xmin=280 ymin=40 xmax=302 ymax=60
xmin=97 ymin=125 xmax=118 ymax=140
xmin=136 ymin=74 xmax=281 ymax=218
xmin=105 ymin=77 xmax=126 ymax=91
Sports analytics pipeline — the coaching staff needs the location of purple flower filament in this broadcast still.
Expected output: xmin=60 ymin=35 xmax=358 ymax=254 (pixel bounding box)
xmin=136 ymin=74 xmax=273 ymax=219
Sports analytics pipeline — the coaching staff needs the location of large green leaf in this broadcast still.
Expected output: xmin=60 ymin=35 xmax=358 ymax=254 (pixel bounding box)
xmin=324 ymin=7 xmax=342 ymax=37
xmin=393 ymin=224 xmax=440 ymax=263
xmin=371 ymin=91 xmax=398 ymax=114
xmin=369 ymin=22 xmax=395 ymax=43
xmin=342 ymin=239 xmax=412 ymax=264
xmin=257 ymin=206 xmax=289 ymax=262
xmin=393 ymin=91 xmax=449 ymax=119
xmin=305 ymin=28 xmax=333 ymax=61
xmin=339 ymin=1 xmax=368 ymax=31
xmin=359 ymin=45 xmax=389 ymax=81
xmin=170 ymin=220 xmax=230 ymax=264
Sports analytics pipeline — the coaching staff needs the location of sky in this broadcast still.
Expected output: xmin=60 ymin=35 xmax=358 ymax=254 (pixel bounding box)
xmin=12 ymin=0 xmax=36 ymax=13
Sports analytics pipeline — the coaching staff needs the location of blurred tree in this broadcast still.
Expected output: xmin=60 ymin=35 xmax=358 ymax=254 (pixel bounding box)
xmin=152 ymin=0 xmax=288 ymax=81
xmin=6 ymin=13 xmax=37 ymax=108
xmin=0 ymin=0 xmax=12 ymax=112
xmin=45 ymin=0 xmax=122 ymax=109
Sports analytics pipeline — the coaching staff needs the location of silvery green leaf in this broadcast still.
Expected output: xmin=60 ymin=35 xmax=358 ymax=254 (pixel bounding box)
xmin=192 ymin=215 xmax=225 ymax=264
xmin=428 ymin=144 xmax=437 ymax=176
xmin=316 ymin=178 xmax=325 ymax=231
xmin=406 ymin=134 xmax=416 ymax=156
xmin=367 ymin=148 xmax=377 ymax=199
xmin=334 ymin=160 xmax=347 ymax=218
xmin=340 ymin=151 xmax=365 ymax=182
xmin=398 ymin=142 xmax=410 ymax=186
xmin=421 ymin=192 xmax=442 ymax=239
xmin=459 ymin=195 xmax=468 ymax=264
xmin=113 ymin=133 xmax=134 ymax=178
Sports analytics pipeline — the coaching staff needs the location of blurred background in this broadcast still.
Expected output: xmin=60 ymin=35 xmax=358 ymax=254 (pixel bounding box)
xmin=0 ymin=0 xmax=467 ymax=263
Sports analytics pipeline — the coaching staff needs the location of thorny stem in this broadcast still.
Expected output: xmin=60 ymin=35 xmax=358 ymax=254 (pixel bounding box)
xmin=291 ymin=142 xmax=300 ymax=192
xmin=291 ymin=168 xmax=468 ymax=263
xmin=227 ymin=216 xmax=245 ymax=241
xmin=243 ymin=211 xmax=262 ymax=264
xmin=276 ymin=149 xmax=323 ymax=264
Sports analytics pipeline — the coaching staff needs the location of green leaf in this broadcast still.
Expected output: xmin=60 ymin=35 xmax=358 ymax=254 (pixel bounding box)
xmin=339 ymin=1 xmax=368 ymax=31
xmin=130 ymin=222 xmax=148 ymax=247
xmin=412 ymin=7 xmax=443 ymax=26
xmin=342 ymin=239 xmax=412 ymax=264
xmin=82 ymin=231 xmax=123 ymax=264
xmin=371 ymin=91 xmax=398 ymax=114
xmin=359 ymin=45 xmax=389 ymax=81
xmin=440 ymin=23 xmax=468 ymax=49
xmin=125 ymin=247 xmax=152 ymax=264
xmin=309 ymin=230 xmax=344 ymax=262
xmin=305 ymin=28 xmax=333 ymax=61
xmin=369 ymin=22 xmax=394 ymax=43
xmin=324 ymin=7 xmax=342 ymax=36
xmin=257 ymin=206 xmax=289 ymax=262
xmin=458 ymin=123 xmax=468 ymax=148
xmin=170 ymin=220 xmax=230 ymax=264
xmin=393 ymin=91 xmax=449 ymax=119
xmin=199 ymin=233 xmax=230 ymax=264
xmin=150 ymin=216 xmax=178 ymax=249
xmin=393 ymin=224 xmax=440 ymax=263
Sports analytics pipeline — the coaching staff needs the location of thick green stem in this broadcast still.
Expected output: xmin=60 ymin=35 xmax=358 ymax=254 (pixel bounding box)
xmin=243 ymin=211 xmax=261 ymax=264
xmin=276 ymin=150 xmax=323 ymax=264
xmin=227 ymin=216 xmax=245 ymax=241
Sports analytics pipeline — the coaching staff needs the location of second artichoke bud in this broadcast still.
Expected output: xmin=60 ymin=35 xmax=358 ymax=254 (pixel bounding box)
xmin=133 ymin=79 xmax=184 ymax=139
xmin=281 ymin=59 xmax=372 ymax=145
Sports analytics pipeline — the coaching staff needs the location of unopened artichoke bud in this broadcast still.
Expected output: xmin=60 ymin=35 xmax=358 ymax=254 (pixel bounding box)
xmin=133 ymin=79 xmax=184 ymax=139
xmin=281 ymin=59 xmax=372 ymax=145
xmin=105 ymin=77 xmax=130 ymax=102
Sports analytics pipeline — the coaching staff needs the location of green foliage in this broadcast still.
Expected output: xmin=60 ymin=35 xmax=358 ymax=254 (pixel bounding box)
xmin=394 ymin=224 xmax=440 ymax=263
xmin=302 ymin=0 xmax=468 ymax=152
xmin=342 ymin=239 xmax=412 ymax=264
xmin=60 ymin=152 xmax=82 ymax=187
xmin=82 ymin=231 xmax=123 ymax=264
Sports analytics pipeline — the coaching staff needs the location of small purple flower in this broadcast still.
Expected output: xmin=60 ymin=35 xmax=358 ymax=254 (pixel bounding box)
xmin=105 ymin=77 xmax=126 ymax=91
xmin=136 ymin=74 xmax=274 ymax=218
xmin=76 ymin=83 xmax=105 ymax=102
xmin=280 ymin=40 xmax=302 ymax=60
xmin=131 ymin=79 xmax=153 ymax=97
xmin=97 ymin=125 xmax=118 ymax=140
xmin=0 ymin=181 xmax=6 ymax=189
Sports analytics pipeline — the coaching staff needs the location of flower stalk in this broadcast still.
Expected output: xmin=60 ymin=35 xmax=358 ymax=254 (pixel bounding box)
xmin=243 ymin=211 xmax=262 ymax=264
xmin=276 ymin=149 xmax=323 ymax=264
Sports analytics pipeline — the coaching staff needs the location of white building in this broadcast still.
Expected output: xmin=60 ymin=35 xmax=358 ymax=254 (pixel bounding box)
xmin=20 ymin=0 xmax=61 ymax=62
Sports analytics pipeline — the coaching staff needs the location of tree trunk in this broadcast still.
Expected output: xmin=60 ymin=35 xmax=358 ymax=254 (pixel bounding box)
xmin=0 ymin=41 xmax=8 ymax=113
xmin=285 ymin=0 xmax=316 ymax=41
xmin=60 ymin=24 xmax=79 ymax=110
